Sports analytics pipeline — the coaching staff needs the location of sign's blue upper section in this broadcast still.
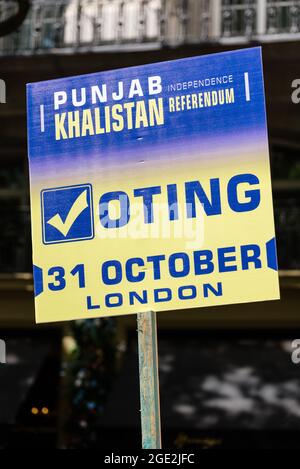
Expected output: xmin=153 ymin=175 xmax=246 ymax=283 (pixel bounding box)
xmin=27 ymin=47 xmax=267 ymax=163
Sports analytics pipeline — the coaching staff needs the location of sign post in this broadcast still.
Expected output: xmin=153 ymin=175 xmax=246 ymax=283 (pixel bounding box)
xmin=137 ymin=312 xmax=162 ymax=449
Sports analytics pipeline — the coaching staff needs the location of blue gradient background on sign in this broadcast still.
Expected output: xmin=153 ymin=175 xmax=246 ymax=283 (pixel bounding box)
xmin=27 ymin=47 xmax=267 ymax=177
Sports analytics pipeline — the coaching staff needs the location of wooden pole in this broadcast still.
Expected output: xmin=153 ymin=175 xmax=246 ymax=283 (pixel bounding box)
xmin=137 ymin=311 xmax=162 ymax=449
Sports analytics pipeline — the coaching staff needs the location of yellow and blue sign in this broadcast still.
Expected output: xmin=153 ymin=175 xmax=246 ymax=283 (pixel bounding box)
xmin=27 ymin=47 xmax=280 ymax=323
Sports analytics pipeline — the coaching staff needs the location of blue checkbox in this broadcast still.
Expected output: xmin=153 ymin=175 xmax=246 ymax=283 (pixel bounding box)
xmin=41 ymin=184 xmax=94 ymax=244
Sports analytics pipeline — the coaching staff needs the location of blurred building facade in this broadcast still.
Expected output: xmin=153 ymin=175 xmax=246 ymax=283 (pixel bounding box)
xmin=0 ymin=0 xmax=300 ymax=55
xmin=1 ymin=0 xmax=300 ymax=54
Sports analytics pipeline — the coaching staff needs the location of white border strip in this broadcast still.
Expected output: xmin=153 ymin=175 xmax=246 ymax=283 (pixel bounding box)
xmin=40 ymin=105 xmax=45 ymax=132
xmin=244 ymin=73 xmax=251 ymax=102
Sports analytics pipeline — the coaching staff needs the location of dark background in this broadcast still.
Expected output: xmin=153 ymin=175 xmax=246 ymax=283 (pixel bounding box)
xmin=0 ymin=0 xmax=300 ymax=449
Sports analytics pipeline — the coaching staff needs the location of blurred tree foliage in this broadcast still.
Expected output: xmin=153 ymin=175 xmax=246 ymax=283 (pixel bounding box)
xmin=289 ymin=162 xmax=300 ymax=180
xmin=66 ymin=318 xmax=117 ymax=448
